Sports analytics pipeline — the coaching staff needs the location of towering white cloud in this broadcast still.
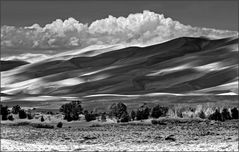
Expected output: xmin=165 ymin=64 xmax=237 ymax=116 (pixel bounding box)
xmin=1 ymin=10 xmax=238 ymax=52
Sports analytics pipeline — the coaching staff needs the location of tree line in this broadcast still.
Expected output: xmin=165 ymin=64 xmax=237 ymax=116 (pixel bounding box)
xmin=1 ymin=101 xmax=238 ymax=122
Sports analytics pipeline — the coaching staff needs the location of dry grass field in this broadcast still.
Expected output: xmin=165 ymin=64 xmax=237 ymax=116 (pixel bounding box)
xmin=1 ymin=118 xmax=238 ymax=151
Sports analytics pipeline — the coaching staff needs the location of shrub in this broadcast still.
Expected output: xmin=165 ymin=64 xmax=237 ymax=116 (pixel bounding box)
xmin=18 ymin=109 xmax=27 ymax=119
xmin=8 ymin=115 xmax=14 ymax=121
xmin=12 ymin=122 xmax=30 ymax=126
xmin=131 ymin=110 xmax=136 ymax=121
xmin=120 ymin=111 xmax=130 ymax=122
xmin=90 ymin=124 xmax=101 ymax=127
xmin=176 ymin=109 xmax=183 ymax=118
xmin=151 ymin=119 xmax=167 ymax=125
xmin=47 ymin=111 xmax=53 ymax=115
xmin=208 ymin=109 xmax=222 ymax=121
xmin=60 ymin=101 xmax=83 ymax=121
xmin=101 ymin=112 xmax=107 ymax=122
xmin=64 ymin=115 xmax=73 ymax=122
xmin=136 ymin=104 xmax=150 ymax=120
xmin=33 ymin=123 xmax=54 ymax=129
xmin=151 ymin=105 xmax=169 ymax=118
xmin=109 ymin=102 xmax=128 ymax=120
xmin=0 ymin=105 xmax=9 ymax=120
xmin=221 ymin=108 xmax=231 ymax=121
xmin=40 ymin=116 xmax=45 ymax=122
xmin=57 ymin=122 xmax=63 ymax=128
xmin=151 ymin=119 xmax=158 ymax=125
xmin=198 ymin=110 xmax=206 ymax=119
xmin=231 ymin=107 xmax=239 ymax=119
xmin=27 ymin=113 xmax=33 ymax=119
xmin=12 ymin=105 xmax=21 ymax=114
xmin=85 ymin=112 xmax=97 ymax=122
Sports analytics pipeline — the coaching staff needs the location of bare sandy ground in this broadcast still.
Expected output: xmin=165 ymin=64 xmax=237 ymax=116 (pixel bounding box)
xmin=1 ymin=119 xmax=238 ymax=151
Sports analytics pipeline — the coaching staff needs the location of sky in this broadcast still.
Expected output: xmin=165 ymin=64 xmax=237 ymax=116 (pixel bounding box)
xmin=1 ymin=0 xmax=238 ymax=30
xmin=1 ymin=0 xmax=238 ymax=62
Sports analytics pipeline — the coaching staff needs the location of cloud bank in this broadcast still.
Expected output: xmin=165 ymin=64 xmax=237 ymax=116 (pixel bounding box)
xmin=1 ymin=10 xmax=238 ymax=57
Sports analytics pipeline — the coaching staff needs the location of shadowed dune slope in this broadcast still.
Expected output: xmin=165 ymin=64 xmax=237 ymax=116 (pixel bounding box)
xmin=0 ymin=60 xmax=29 ymax=72
xmin=1 ymin=36 xmax=238 ymax=97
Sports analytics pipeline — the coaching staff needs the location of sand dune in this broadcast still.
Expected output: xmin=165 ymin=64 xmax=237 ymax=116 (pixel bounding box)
xmin=0 ymin=60 xmax=29 ymax=72
xmin=1 ymin=36 xmax=238 ymax=98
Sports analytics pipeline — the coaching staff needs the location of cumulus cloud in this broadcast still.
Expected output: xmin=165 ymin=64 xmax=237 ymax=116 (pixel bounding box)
xmin=1 ymin=10 xmax=238 ymax=53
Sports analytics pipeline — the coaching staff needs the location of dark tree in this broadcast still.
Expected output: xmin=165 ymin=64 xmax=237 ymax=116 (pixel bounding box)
xmin=221 ymin=108 xmax=231 ymax=121
xmin=57 ymin=122 xmax=63 ymax=128
xmin=18 ymin=109 xmax=27 ymax=119
xmin=208 ymin=109 xmax=222 ymax=121
xmin=41 ymin=116 xmax=45 ymax=122
xmin=120 ymin=111 xmax=130 ymax=122
xmin=231 ymin=107 xmax=239 ymax=119
xmin=85 ymin=112 xmax=96 ymax=122
xmin=109 ymin=102 xmax=127 ymax=120
xmin=12 ymin=105 xmax=21 ymax=114
xmin=198 ymin=110 xmax=206 ymax=119
xmin=8 ymin=115 xmax=14 ymax=121
xmin=47 ymin=111 xmax=53 ymax=115
xmin=59 ymin=101 xmax=83 ymax=121
xmin=151 ymin=105 xmax=169 ymax=118
xmin=130 ymin=110 xmax=136 ymax=121
xmin=143 ymin=106 xmax=150 ymax=119
xmin=136 ymin=103 xmax=150 ymax=120
xmin=0 ymin=105 xmax=9 ymax=120
xmin=27 ymin=113 xmax=33 ymax=119
xmin=101 ymin=112 xmax=107 ymax=122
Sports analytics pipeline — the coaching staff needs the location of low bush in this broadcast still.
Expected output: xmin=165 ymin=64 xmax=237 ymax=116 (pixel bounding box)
xmin=1 ymin=105 xmax=9 ymax=120
xmin=208 ymin=109 xmax=222 ymax=121
xmin=136 ymin=104 xmax=150 ymax=120
xmin=90 ymin=124 xmax=101 ymax=127
xmin=151 ymin=119 xmax=167 ymax=125
xmin=151 ymin=105 xmax=169 ymax=118
xmin=85 ymin=113 xmax=97 ymax=122
xmin=175 ymin=108 xmax=183 ymax=118
xmin=130 ymin=110 xmax=136 ymax=121
xmin=109 ymin=102 xmax=128 ymax=120
xmin=101 ymin=112 xmax=107 ymax=122
xmin=47 ymin=111 xmax=53 ymax=115
xmin=221 ymin=108 xmax=231 ymax=121
xmin=120 ymin=111 xmax=130 ymax=122
xmin=151 ymin=119 xmax=158 ymax=125
xmin=60 ymin=101 xmax=83 ymax=121
xmin=231 ymin=107 xmax=239 ymax=119
xmin=32 ymin=123 xmax=54 ymax=129
xmin=18 ymin=109 xmax=27 ymax=119
xmin=198 ymin=110 xmax=206 ymax=119
xmin=40 ymin=116 xmax=45 ymax=122
xmin=27 ymin=113 xmax=33 ymax=119
xmin=57 ymin=122 xmax=63 ymax=128
xmin=12 ymin=122 xmax=31 ymax=126
xmin=12 ymin=105 xmax=21 ymax=114
xmin=8 ymin=115 xmax=14 ymax=121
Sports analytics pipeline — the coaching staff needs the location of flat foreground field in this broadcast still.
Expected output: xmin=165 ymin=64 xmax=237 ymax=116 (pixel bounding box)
xmin=1 ymin=119 xmax=238 ymax=151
